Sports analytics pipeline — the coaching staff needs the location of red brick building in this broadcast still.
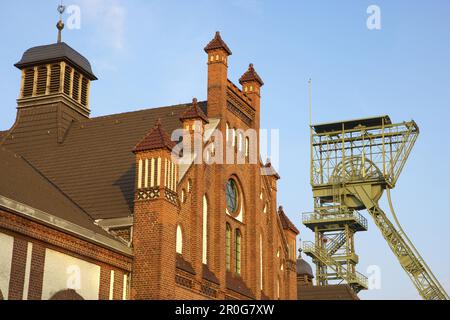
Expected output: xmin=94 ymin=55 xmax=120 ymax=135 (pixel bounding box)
xmin=0 ymin=28 xmax=299 ymax=300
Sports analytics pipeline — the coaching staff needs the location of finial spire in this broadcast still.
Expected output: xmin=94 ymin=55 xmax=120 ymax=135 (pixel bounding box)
xmin=56 ymin=2 xmax=66 ymax=43
xmin=204 ymin=31 xmax=232 ymax=55
xmin=239 ymin=62 xmax=264 ymax=86
xmin=298 ymin=239 xmax=303 ymax=258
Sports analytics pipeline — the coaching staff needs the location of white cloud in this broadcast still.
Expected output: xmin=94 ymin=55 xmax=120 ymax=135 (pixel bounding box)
xmin=76 ymin=0 xmax=126 ymax=51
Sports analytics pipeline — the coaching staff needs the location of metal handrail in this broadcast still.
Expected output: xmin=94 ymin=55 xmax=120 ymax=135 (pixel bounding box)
xmin=302 ymin=241 xmax=368 ymax=288
xmin=302 ymin=211 xmax=368 ymax=229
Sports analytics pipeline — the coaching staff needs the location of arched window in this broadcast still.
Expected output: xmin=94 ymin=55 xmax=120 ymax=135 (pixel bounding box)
xmin=235 ymin=229 xmax=242 ymax=275
xmin=231 ymin=128 xmax=236 ymax=147
xmin=226 ymin=123 xmax=230 ymax=144
xmin=225 ymin=223 xmax=231 ymax=271
xmin=276 ymin=278 xmax=280 ymax=300
xmin=245 ymin=137 xmax=249 ymax=157
xmin=176 ymin=225 xmax=183 ymax=254
xmin=181 ymin=189 xmax=186 ymax=203
xmin=226 ymin=179 xmax=239 ymax=214
xmin=238 ymin=132 xmax=243 ymax=153
xmin=202 ymin=195 xmax=208 ymax=265
xmin=259 ymin=233 xmax=263 ymax=290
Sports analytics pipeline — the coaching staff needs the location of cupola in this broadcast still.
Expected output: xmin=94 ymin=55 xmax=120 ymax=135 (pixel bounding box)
xmin=14 ymin=9 xmax=97 ymax=118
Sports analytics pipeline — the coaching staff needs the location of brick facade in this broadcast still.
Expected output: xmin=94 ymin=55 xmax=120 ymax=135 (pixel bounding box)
xmin=0 ymin=31 xmax=299 ymax=300
xmin=128 ymin=32 xmax=298 ymax=300
xmin=0 ymin=208 xmax=132 ymax=300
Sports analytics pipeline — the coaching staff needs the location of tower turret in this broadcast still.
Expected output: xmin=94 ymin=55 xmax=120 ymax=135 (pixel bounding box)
xmin=11 ymin=7 xmax=97 ymax=143
xmin=239 ymin=63 xmax=264 ymax=130
xmin=204 ymin=31 xmax=232 ymax=119
xmin=131 ymin=120 xmax=180 ymax=299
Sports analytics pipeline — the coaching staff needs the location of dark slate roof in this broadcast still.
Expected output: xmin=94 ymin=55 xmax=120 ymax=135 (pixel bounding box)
xmin=239 ymin=63 xmax=264 ymax=86
xmin=312 ymin=115 xmax=392 ymax=134
xmin=278 ymin=206 xmax=300 ymax=234
xmin=14 ymin=42 xmax=97 ymax=80
xmin=1 ymin=101 xmax=207 ymax=220
xmin=298 ymin=284 xmax=359 ymax=300
xmin=179 ymin=98 xmax=209 ymax=123
xmin=133 ymin=119 xmax=177 ymax=152
xmin=297 ymin=258 xmax=314 ymax=277
xmin=0 ymin=148 xmax=111 ymax=238
xmin=204 ymin=31 xmax=232 ymax=55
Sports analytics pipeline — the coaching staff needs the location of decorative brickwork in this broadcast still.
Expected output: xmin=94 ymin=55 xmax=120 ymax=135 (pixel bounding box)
xmin=0 ymin=30 xmax=299 ymax=301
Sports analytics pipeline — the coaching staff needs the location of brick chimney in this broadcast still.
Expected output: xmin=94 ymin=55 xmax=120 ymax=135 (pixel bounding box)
xmin=239 ymin=63 xmax=264 ymax=130
xmin=204 ymin=31 xmax=232 ymax=119
xmin=179 ymin=98 xmax=209 ymax=158
xmin=131 ymin=120 xmax=180 ymax=299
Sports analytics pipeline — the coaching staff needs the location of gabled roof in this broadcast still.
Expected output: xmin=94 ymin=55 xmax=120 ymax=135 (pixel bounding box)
xmin=133 ymin=119 xmax=176 ymax=152
xmin=204 ymin=31 xmax=232 ymax=55
xmin=239 ymin=63 xmax=264 ymax=86
xmin=14 ymin=42 xmax=97 ymax=80
xmin=179 ymin=98 xmax=209 ymax=123
xmin=263 ymin=159 xmax=280 ymax=180
xmin=0 ymin=148 xmax=109 ymax=237
xmin=1 ymin=101 xmax=207 ymax=220
xmin=278 ymin=206 xmax=300 ymax=234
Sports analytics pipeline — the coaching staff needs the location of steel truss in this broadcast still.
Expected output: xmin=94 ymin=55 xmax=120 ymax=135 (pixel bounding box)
xmin=303 ymin=116 xmax=448 ymax=300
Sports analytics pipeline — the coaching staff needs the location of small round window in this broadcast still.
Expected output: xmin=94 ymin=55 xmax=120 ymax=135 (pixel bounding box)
xmin=226 ymin=179 xmax=239 ymax=214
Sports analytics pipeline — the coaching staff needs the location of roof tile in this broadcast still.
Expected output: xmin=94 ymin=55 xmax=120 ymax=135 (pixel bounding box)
xmin=278 ymin=206 xmax=300 ymax=234
xmin=239 ymin=63 xmax=264 ymax=86
xmin=133 ymin=119 xmax=177 ymax=152
xmin=204 ymin=31 xmax=232 ymax=55
xmin=179 ymin=98 xmax=209 ymax=123
xmin=15 ymin=42 xmax=97 ymax=80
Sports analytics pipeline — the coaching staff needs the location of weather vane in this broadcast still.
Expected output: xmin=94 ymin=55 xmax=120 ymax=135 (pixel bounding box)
xmin=56 ymin=1 xmax=66 ymax=43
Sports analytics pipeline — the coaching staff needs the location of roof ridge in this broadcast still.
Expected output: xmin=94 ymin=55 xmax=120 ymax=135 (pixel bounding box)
xmin=133 ymin=119 xmax=176 ymax=152
xmin=89 ymin=101 xmax=207 ymax=121
xmin=179 ymin=98 xmax=209 ymax=123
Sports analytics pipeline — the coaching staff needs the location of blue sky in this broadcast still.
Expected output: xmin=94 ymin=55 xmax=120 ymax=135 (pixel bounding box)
xmin=1 ymin=0 xmax=449 ymax=299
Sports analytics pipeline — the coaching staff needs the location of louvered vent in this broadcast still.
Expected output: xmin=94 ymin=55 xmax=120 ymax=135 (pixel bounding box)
xmin=22 ymin=68 xmax=35 ymax=98
xmin=80 ymin=77 xmax=89 ymax=107
xmin=72 ymin=71 xmax=80 ymax=102
xmin=36 ymin=66 xmax=48 ymax=95
xmin=63 ymin=66 xmax=72 ymax=95
xmin=49 ymin=64 xmax=61 ymax=93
